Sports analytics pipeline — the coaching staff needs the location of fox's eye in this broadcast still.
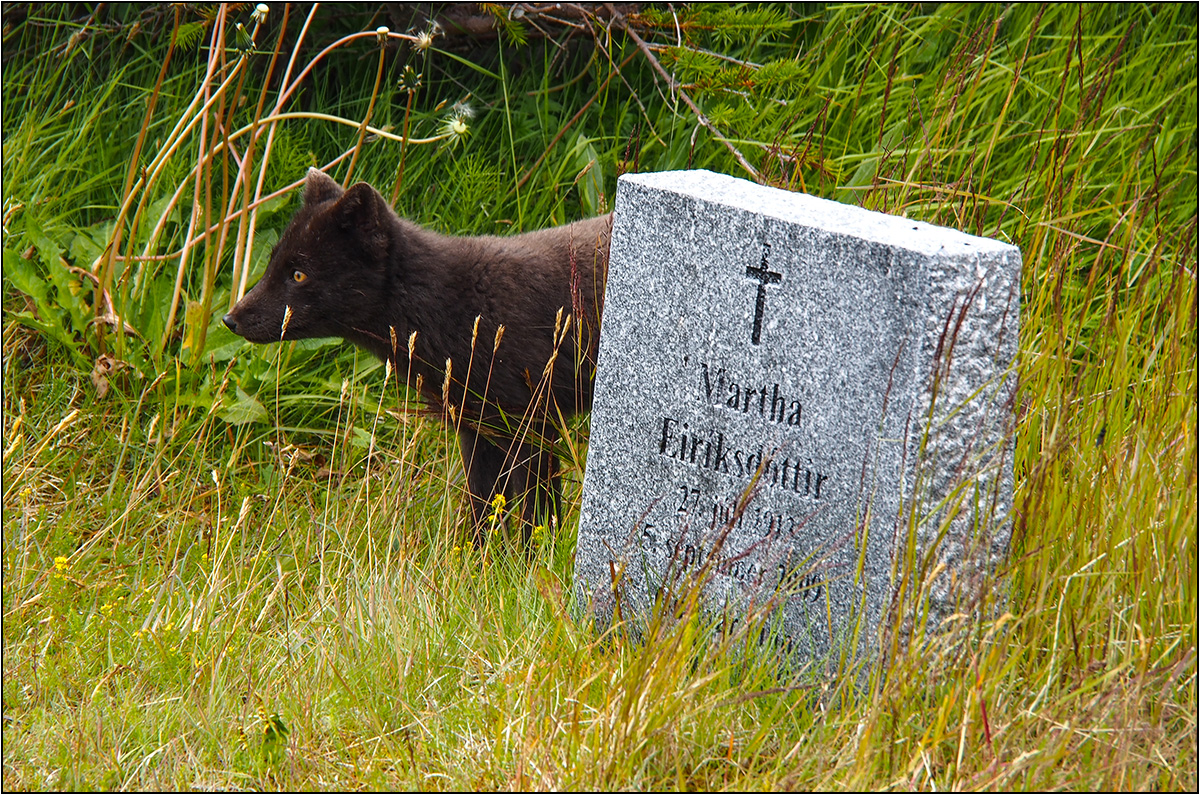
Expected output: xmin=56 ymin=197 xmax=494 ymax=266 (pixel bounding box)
xmin=292 ymin=270 xmax=307 ymax=283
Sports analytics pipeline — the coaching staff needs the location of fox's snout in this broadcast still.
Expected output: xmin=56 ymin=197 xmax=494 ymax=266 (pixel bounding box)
xmin=221 ymin=296 xmax=283 ymax=343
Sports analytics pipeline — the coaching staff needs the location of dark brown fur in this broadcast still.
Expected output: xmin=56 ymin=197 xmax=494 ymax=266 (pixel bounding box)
xmin=224 ymin=168 xmax=611 ymax=542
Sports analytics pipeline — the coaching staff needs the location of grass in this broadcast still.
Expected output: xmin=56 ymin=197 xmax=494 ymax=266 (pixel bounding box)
xmin=3 ymin=3 xmax=1196 ymax=790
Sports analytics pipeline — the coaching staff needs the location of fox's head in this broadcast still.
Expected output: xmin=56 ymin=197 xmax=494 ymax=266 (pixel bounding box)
xmin=223 ymin=168 xmax=394 ymax=345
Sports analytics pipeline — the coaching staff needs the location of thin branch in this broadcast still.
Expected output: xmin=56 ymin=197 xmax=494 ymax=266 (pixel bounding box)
xmin=607 ymin=4 xmax=760 ymax=181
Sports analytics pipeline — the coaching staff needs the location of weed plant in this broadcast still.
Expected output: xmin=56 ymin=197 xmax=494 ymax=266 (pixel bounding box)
xmin=2 ymin=4 xmax=1196 ymax=790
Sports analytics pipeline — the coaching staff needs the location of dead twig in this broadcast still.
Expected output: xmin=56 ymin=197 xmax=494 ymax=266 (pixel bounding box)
xmin=607 ymin=4 xmax=761 ymax=182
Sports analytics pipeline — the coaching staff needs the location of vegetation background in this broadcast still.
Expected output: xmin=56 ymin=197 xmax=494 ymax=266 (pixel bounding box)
xmin=2 ymin=3 xmax=1195 ymax=789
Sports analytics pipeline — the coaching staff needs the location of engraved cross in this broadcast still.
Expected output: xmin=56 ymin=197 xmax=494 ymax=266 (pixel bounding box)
xmin=745 ymin=242 xmax=782 ymax=345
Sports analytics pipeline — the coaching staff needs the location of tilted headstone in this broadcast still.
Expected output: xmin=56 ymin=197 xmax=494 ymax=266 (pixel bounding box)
xmin=575 ymin=170 xmax=1021 ymax=662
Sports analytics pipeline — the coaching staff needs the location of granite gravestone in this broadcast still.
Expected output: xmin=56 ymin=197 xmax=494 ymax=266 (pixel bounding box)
xmin=575 ymin=170 xmax=1021 ymax=661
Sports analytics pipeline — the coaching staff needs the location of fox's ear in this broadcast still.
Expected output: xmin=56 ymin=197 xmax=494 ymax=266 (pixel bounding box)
xmin=332 ymin=182 xmax=389 ymax=255
xmin=304 ymin=167 xmax=344 ymax=205
xmin=331 ymin=182 xmax=384 ymax=228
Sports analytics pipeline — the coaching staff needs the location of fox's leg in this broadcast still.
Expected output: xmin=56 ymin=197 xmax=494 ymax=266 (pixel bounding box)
xmin=460 ymin=425 xmax=562 ymax=547
xmin=458 ymin=426 xmax=507 ymax=546
xmin=509 ymin=437 xmax=562 ymax=544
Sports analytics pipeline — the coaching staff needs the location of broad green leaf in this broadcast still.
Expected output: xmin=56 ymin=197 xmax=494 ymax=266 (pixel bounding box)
xmin=217 ymin=385 xmax=268 ymax=425
xmin=3 ymin=247 xmax=50 ymax=308
xmin=181 ymin=300 xmax=205 ymax=359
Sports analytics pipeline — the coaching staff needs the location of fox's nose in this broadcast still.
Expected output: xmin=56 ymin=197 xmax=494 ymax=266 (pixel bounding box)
xmin=222 ymin=314 xmax=238 ymax=333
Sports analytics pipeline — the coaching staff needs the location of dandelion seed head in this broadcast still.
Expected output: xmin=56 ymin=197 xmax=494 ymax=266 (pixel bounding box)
xmin=414 ymin=23 xmax=440 ymax=51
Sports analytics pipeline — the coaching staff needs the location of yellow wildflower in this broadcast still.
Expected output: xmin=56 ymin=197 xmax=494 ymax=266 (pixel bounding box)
xmin=488 ymin=493 xmax=506 ymax=528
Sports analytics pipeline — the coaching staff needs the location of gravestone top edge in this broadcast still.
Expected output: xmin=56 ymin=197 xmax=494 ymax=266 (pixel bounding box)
xmin=617 ymin=170 xmax=1020 ymax=259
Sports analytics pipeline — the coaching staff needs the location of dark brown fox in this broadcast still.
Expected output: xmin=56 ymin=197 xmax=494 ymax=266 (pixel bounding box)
xmin=224 ymin=167 xmax=611 ymax=542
